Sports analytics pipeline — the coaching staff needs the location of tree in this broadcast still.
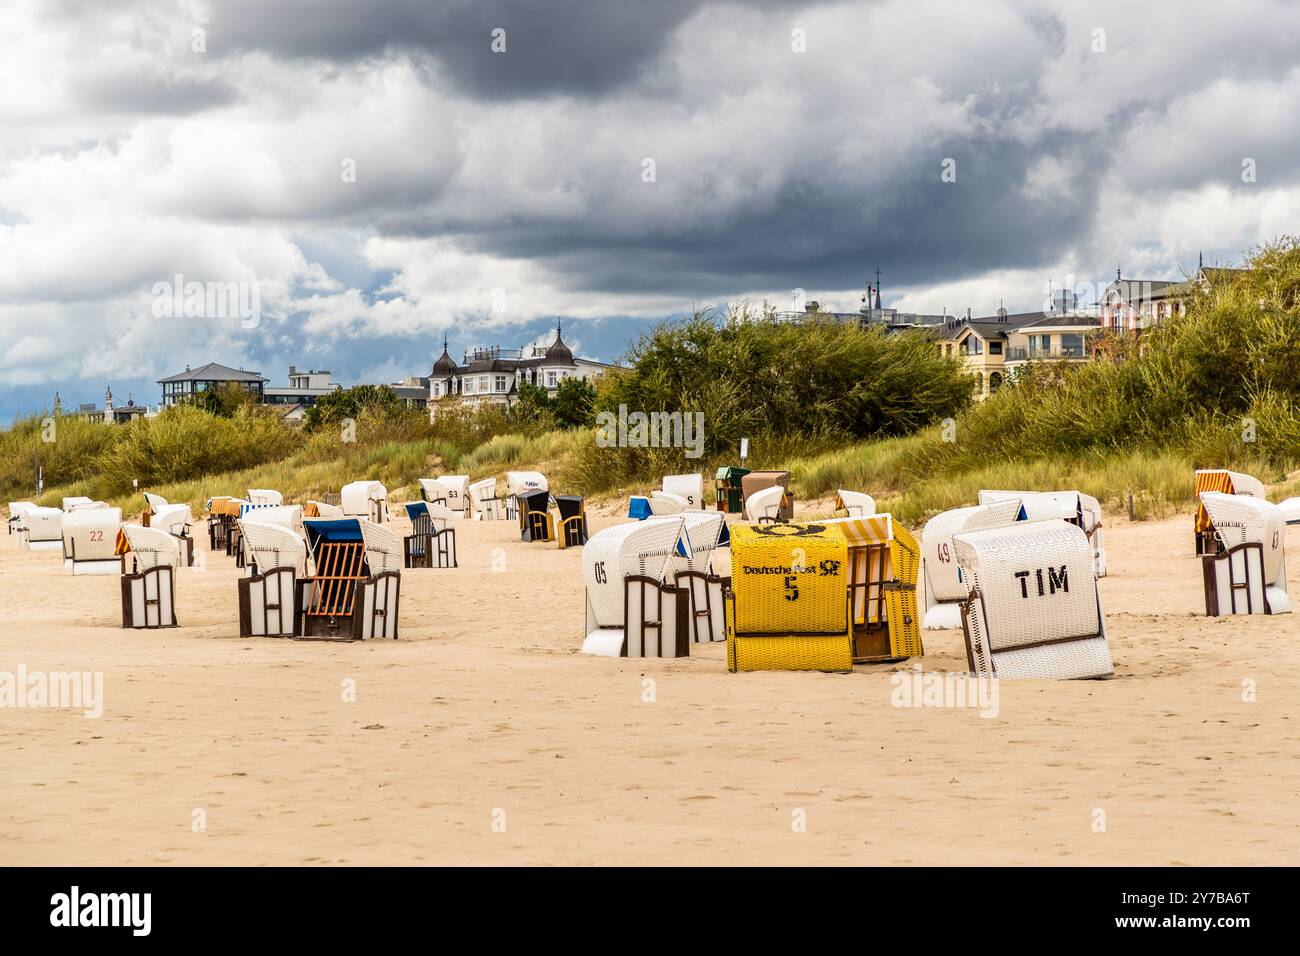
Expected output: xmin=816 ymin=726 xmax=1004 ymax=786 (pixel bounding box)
xmin=303 ymin=384 xmax=407 ymax=432
xmin=552 ymin=377 xmax=596 ymax=428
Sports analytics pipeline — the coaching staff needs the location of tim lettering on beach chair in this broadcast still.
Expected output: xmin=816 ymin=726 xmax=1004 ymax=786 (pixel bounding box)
xmin=952 ymin=520 xmax=1113 ymax=680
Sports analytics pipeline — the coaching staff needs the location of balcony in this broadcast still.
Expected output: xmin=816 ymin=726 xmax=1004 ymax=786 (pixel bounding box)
xmin=1005 ymin=345 xmax=1090 ymax=362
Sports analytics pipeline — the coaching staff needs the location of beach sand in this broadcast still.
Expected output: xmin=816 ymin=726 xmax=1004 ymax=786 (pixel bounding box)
xmin=1 ymin=505 xmax=1297 ymax=866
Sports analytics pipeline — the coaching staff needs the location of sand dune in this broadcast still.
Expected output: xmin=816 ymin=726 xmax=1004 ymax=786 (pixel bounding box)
xmin=1 ymin=506 xmax=1297 ymax=865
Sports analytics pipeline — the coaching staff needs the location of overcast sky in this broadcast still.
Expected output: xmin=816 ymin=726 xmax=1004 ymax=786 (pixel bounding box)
xmin=2 ymin=0 xmax=1298 ymax=418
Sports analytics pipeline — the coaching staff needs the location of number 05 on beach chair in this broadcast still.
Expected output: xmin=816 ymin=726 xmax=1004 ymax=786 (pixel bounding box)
xmin=952 ymin=520 xmax=1113 ymax=680
xmin=297 ymin=519 xmax=401 ymax=641
xmin=726 ymin=523 xmax=853 ymax=672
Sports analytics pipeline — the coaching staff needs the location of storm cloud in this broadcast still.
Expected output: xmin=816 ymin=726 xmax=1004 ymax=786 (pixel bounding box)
xmin=2 ymin=0 xmax=1299 ymax=416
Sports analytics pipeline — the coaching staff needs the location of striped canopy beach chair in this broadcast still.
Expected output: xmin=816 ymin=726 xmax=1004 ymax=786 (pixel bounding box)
xmin=921 ymin=498 xmax=1025 ymax=629
xmin=953 ymin=520 xmax=1113 ymax=680
xmin=821 ymin=514 xmax=923 ymax=662
xmin=296 ymin=518 xmax=400 ymax=640
xmin=1193 ymin=469 xmax=1266 ymax=554
xmin=1198 ymin=492 xmax=1290 ymax=615
xmin=118 ymin=524 xmax=179 ymax=629
xmin=402 ymin=501 xmax=458 ymax=568
xmin=581 ymin=517 xmax=692 ymax=658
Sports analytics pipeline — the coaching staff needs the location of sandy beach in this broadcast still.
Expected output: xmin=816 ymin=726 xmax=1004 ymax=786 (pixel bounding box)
xmin=1 ymin=504 xmax=1297 ymax=866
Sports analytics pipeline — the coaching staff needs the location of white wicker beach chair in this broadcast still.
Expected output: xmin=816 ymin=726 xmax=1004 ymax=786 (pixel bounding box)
xmin=436 ymin=475 xmax=471 ymax=515
xmin=580 ymin=517 xmax=691 ymax=658
xmin=402 ymin=501 xmax=457 ymax=568
xmin=1199 ymin=492 xmax=1290 ymax=615
xmin=246 ymin=488 xmax=283 ymax=506
xmin=61 ymin=496 xmax=96 ymax=511
xmin=238 ymin=520 xmax=307 ymax=577
xmin=237 ymin=503 xmax=302 ymax=532
xmin=340 ymin=481 xmax=388 ymax=522
xmin=149 ymin=503 xmax=193 ymax=536
xmin=661 ymin=474 xmax=705 ymax=510
xmin=62 ymin=506 xmax=123 ymax=575
xmin=119 ymin=524 xmax=179 ymax=628
xmin=505 ymin=471 xmax=548 ymax=520
xmin=469 ymin=477 xmax=505 ymax=520
xmin=980 ymin=489 xmax=1106 ymax=577
xmin=306 ymin=500 xmax=344 ymax=519
xmin=835 ymin=490 xmax=876 ymax=517
xmin=952 ymin=520 xmax=1113 ymax=680
xmin=1280 ymin=497 xmax=1300 ymax=525
xmin=7 ymin=502 xmax=36 ymax=536
xmin=921 ymin=498 xmax=1024 ymax=629
xmin=20 ymin=507 xmax=64 ymax=550
xmin=236 ymin=521 xmax=305 ymax=637
xmin=744 ymin=485 xmax=787 ymax=523
xmin=298 ymin=518 xmax=400 ymax=640
xmin=665 ymin=511 xmax=730 ymax=644
xmin=648 ymin=491 xmax=689 ymax=515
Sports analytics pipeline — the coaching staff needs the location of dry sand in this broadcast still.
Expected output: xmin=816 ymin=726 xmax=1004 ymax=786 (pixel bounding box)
xmin=1 ymin=505 xmax=1297 ymax=866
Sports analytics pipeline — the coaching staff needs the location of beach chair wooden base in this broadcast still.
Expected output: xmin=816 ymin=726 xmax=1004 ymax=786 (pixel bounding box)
xmin=1202 ymin=541 xmax=1276 ymax=615
xmin=477 ymin=498 xmax=506 ymax=521
xmin=121 ymin=566 xmax=177 ymax=629
xmin=403 ymin=528 xmax=457 ymax=568
xmin=557 ymin=514 xmax=588 ymax=549
xmin=1195 ymin=528 xmax=1222 ymax=556
xmin=520 ymin=510 xmax=553 ymax=542
xmin=675 ymin=570 xmax=729 ymax=644
xmin=296 ymin=572 xmax=400 ymax=641
xmin=208 ymin=515 xmax=231 ymax=551
xmin=622 ymin=576 xmax=690 ymax=657
xmin=238 ymin=567 xmax=298 ymax=637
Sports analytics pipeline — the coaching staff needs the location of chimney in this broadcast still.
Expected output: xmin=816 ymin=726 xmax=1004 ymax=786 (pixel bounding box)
xmin=289 ymin=365 xmax=297 ymax=376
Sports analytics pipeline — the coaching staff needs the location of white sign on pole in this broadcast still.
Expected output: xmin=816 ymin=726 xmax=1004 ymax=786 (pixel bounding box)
xmin=739 ymin=438 xmax=749 ymax=461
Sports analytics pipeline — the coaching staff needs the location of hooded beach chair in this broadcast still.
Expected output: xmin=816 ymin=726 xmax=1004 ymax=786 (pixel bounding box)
xmin=506 ymin=471 xmax=548 ymax=520
xmin=296 ymin=518 xmax=400 ymax=640
xmin=1198 ymin=492 xmax=1290 ymax=615
xmin=1193 ymin=469 xmax=1266 ymax=554
xmin=402 ymin=501 xmax=458 ymax=568
xmin=305 ymin=500 xmax=345 ymax=519
xmin=62 ymin=506 xmax=123 ymax=575
xmin=236 ymin=521 xmax=306 ymax=637
xmin=741 ymin=471 xmax=793 ymax=522
xmin=744 ymin=485 xmax=788 ymax=524
xmin=921 ymin=498 xmax=1025 ymax=629
xmin=666 ymin=511 xmax=731 ymax=644
xmin=580 ymin=517 xmax=692 ymax=658
xmin=660 ymin=474 xmax=704 ymax=510
xmin=7 ymin=502 xmax=36 ymax=536
xmin=205 ymin=496 xmax=247 ymax=551
xmin=555 ymin=495 xmax=589 ymax=549
xmin=835 ymin=490 xmax=876 ymax=517
xmin=20 ymin=506 xmax=64 ymax=551
xmin=469 ymin=477 xmax=505 ymax=520
xmin=648 ymin=491 xmax=689 ymax=515
xmin=118 ymin=524 xmax=179 ymax=629
xmin=952 ymin=520 xmax=1113 ymax=680
xmin=821 ymin=514 xmax=923 ymax=662
xmin=726 ymin=522 xmax=853 ymax=672
xmin=61 ymin=496 xmax=98 ymax=511
xmin=141 ymin=492 xmax=168 ymax=527
xmin=246 ymin=488 xmax=283 ymax=506
xmin=340 ymin=480 xmax=388 ymax=523
xmin=980 ymin=489 xmax=1106 ymax=577
xmin=434 ymin=475 xmax=471 ymax=515
xmin=1279 ymin=497 xmax=1300 ymax=524
xmin=518 ymin=490 xmax=554 ymax=542
xmin=714 ymin=466 xmax=751 ymax=513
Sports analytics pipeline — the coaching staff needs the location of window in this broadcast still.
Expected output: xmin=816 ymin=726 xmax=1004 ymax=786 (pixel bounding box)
xmin=547 ymin=371 xmax=557 ymax=388
xmin=989 ymin=342 xmax=1002 ymax=355
xmin=495 ymin=375 xmax=507 ymax=392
